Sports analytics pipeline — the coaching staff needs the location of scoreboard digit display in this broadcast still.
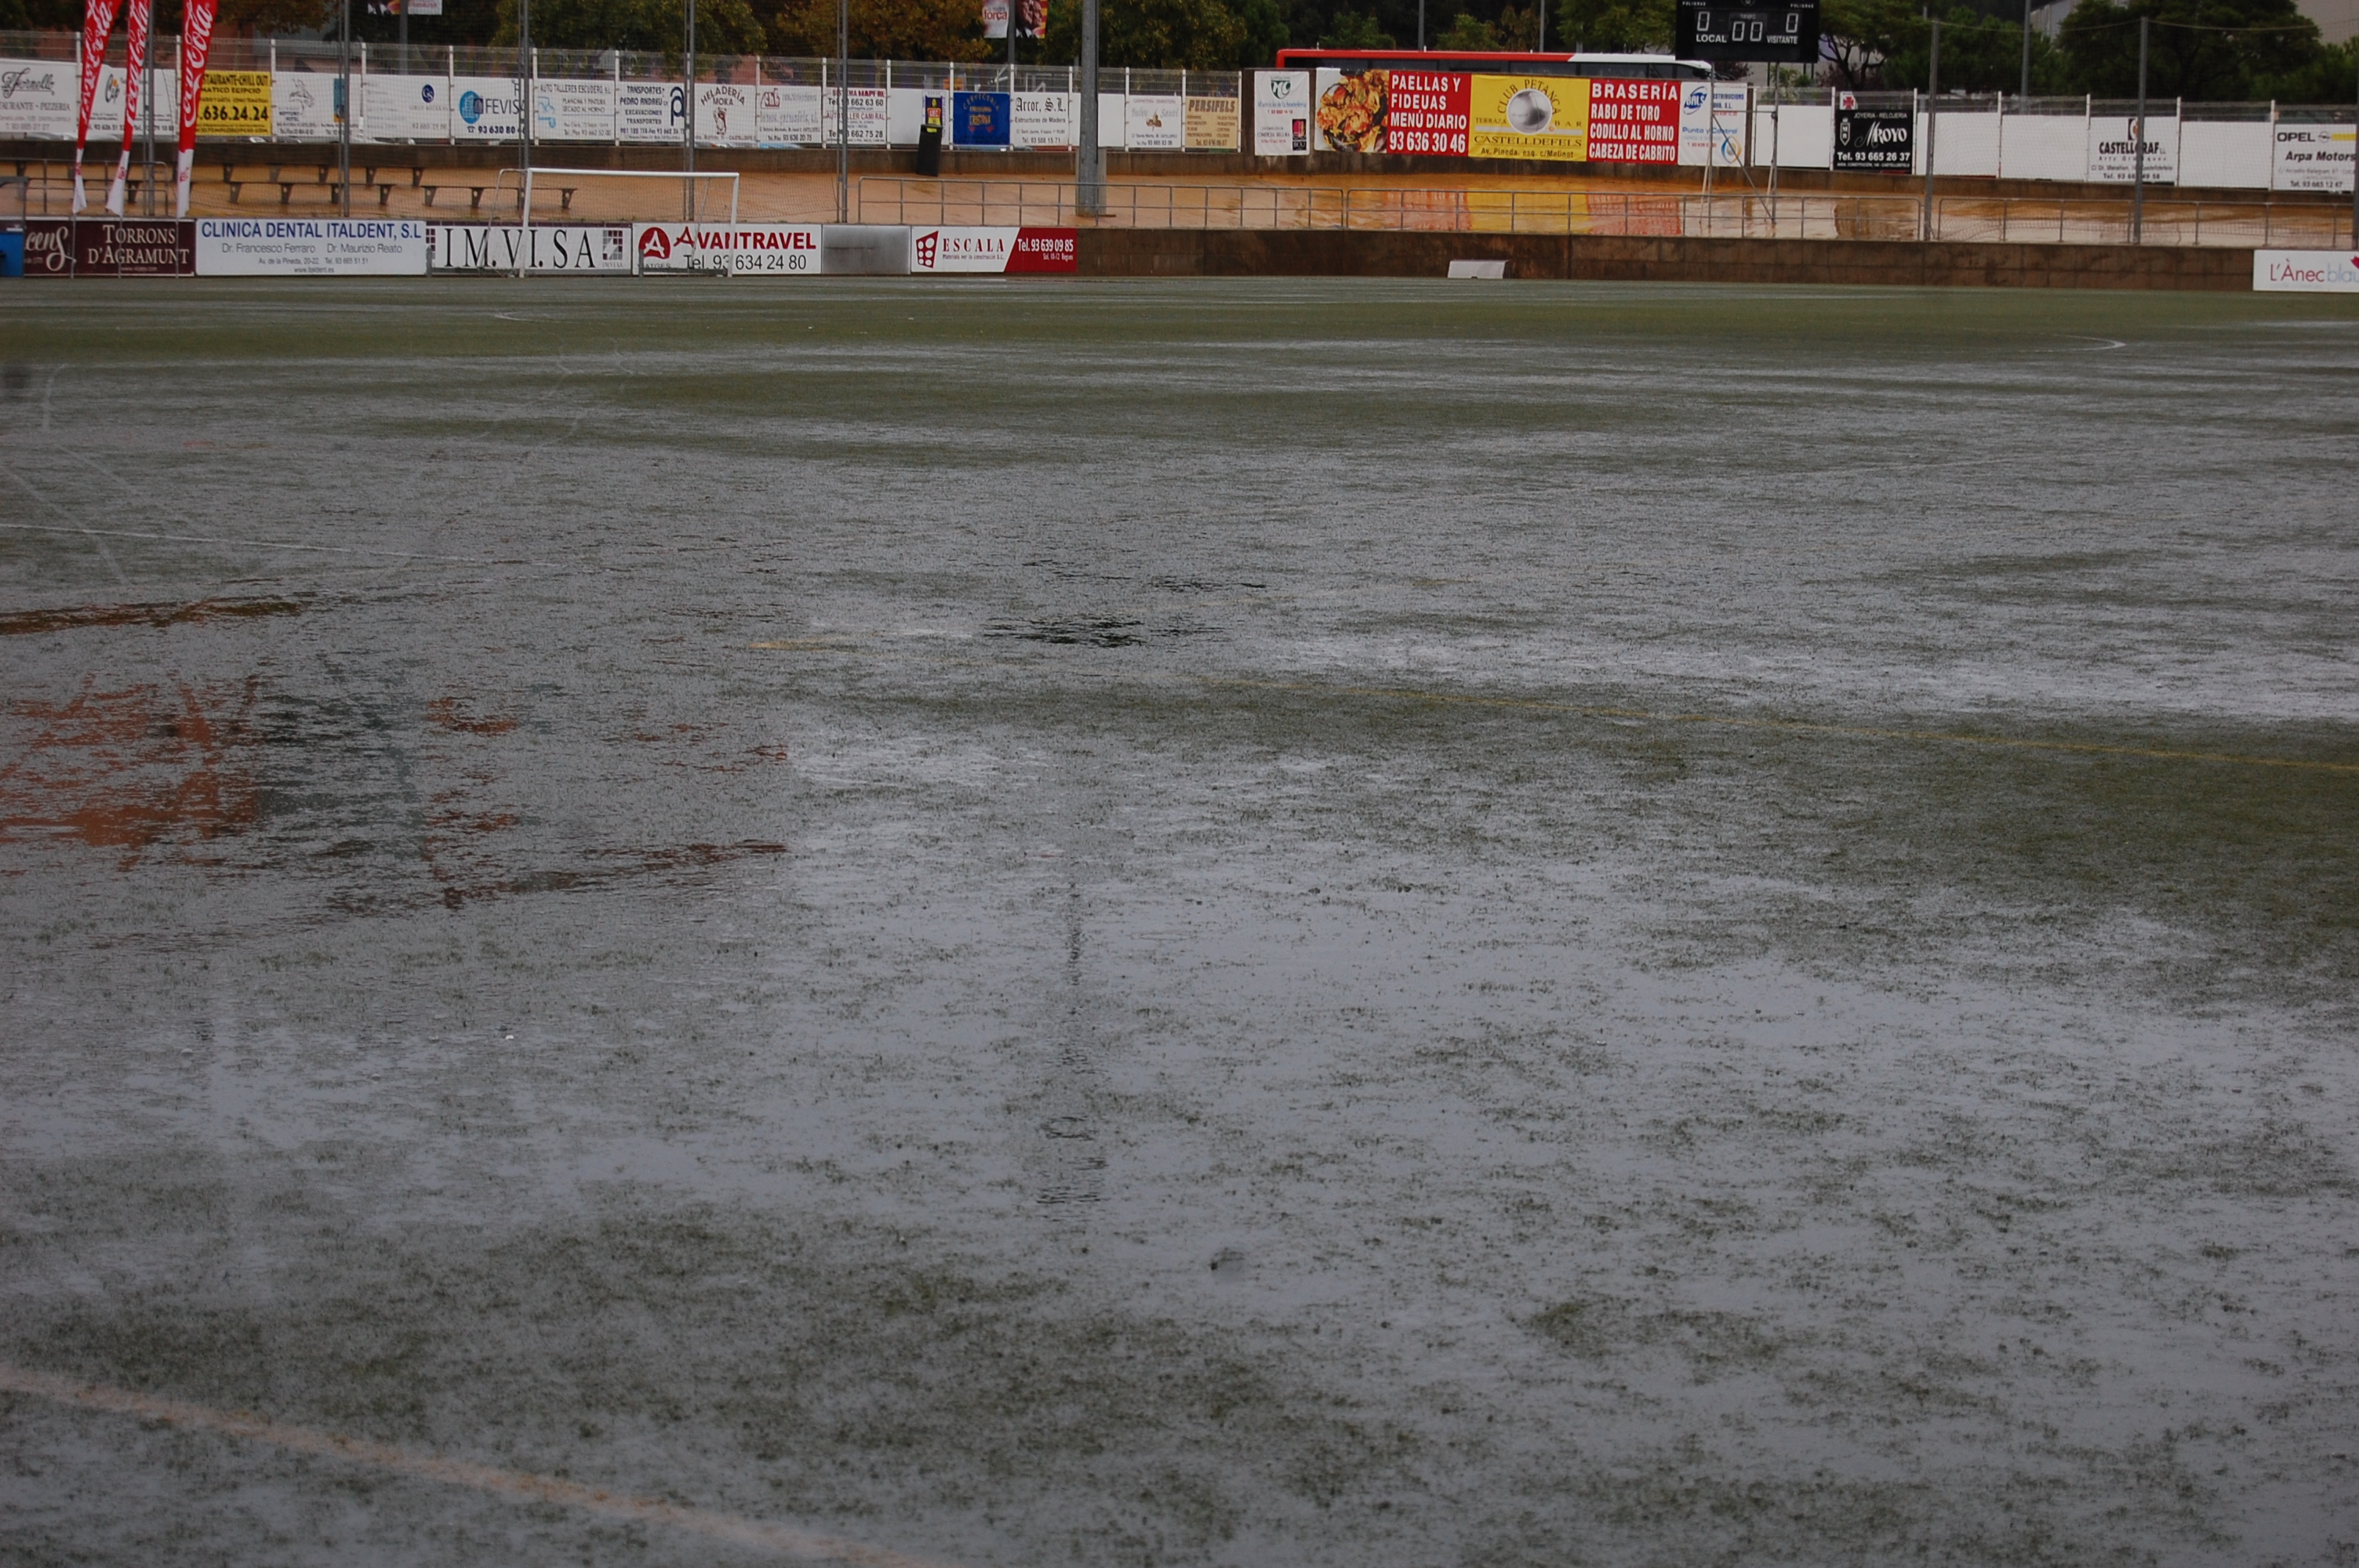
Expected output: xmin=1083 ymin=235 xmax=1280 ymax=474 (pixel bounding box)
xmin=1676 ymin=0 xmax=1819 ymax=62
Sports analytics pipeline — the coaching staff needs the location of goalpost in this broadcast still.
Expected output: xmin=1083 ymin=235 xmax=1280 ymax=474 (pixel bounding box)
xmin=488 ymin=166 xmax=742 ymax=230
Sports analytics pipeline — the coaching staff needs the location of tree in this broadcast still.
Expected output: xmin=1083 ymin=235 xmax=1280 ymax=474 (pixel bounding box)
xmin=1043 ymin=0 xmax=1261 ymax=67
xmin=1875 ymin=4 xmax=2069 ymax=89
xmin=1317 ymin=6 xmax=1394 ymax=45
xmin=769 ymin=0 xmax=991 ymax=58
xmin=2058 ymin=0 xmax=2324 ymax=100
xmin=496 ymin=0 xmax=765 ymax=55
xmin=1552 ymin=0 xmax=1670 ymax=52
xmin=1434 ymin=11 xmax=1496 ymax=46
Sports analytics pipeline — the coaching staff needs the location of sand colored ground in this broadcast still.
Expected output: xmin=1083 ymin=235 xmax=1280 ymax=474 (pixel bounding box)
xmin=12 ymin=156 xmax=2352 ymax=246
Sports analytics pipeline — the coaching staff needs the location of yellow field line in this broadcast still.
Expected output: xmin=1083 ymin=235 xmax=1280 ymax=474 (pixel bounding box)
xmin=1181 ymin=677 xmax=2359 ymax=775
xmin=0 ymin=1362 xmax=954 ymax=1568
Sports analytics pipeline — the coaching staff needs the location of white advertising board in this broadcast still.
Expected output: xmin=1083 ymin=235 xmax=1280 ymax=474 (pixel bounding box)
xmin=429 ymin=223 xmax=633 ymax=271
xmin=77 ymin=65 xmax=126 ymax=140
xmin=1252 ymin=70 xmax=1309 ymax=156
xmin=886 ymin=86 xmax=933 ymax=144
xmin=362 ymin=74 xmax=449 ymax=140
xmin=0 ymin=59 xmax=75 ymax=139
xmin=1679 ymin=83 xmax=1747 ymax=166
xmin=451 ymin=76 xmax=522 ymax=140
xmin=911 ymin=225 xmax=1018 ymax=271
xmin=617 ymin=80 xmax=682 ymax=141
xmin=2087 ymin=114 xmax=2177 ymax=183
xmin=761 ymin=82 xmax=822 ymax=143
xmin=1012 ymin=90 xmax=1074 ymax=148
xmin=2178 ymin=120 xmax=2270 ymax=188
xmin=634 ymin=222 xmax=823 ymax=274
xmin=194 ymin=216 xmax=427 ymax=274
xmin=695 ymin=81 xmax=758 ymax=145
xmin=534 ymin=78 xmax=614 ymax=141
xmin=1125 ymin=93 xmax=1183 ymax=151
xmin=272 ymin=71 xmax=338 ymax=140
xmin=2254 ymin=249 xmax=2359 ymax=291
xmin=2272 ymin=122 xmax=2355 ymax=192
xmin=821 ymin=85 xmax=889 ymax=145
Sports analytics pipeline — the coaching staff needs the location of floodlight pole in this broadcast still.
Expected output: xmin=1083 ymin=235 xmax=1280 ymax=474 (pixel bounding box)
xmin=835 ymin=0 xmax=848 ymax=221
xmin=399 ymin=0 xmax=408 ymax=76
xmin=685 ymin=0 xmax=696 ymax=220
xmin=2132 ymin=15 xmax=2146 ymax=243
xmin=1076 ymin=0 xmax=1103 ymax=216
xmin=339 ymin=0 xmax=353 ymax=217
xmin=515 ymin=0 xmax=531 ymax=269
xmin=1418 ymin=0 xmax=1425 ymax=50
xmin=1921 ymin=20 xmax=1939 ymax=241
xmin=2019 ymin=0 xmax=2031 ymax=102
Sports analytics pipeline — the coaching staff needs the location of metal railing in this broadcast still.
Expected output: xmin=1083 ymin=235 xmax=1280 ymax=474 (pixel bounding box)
xmin=858 ymin=178 xmax=2358 ymax=248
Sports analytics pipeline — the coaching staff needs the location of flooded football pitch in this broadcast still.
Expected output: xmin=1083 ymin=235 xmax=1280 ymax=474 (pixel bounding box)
xmin=2 ymin=278 xmax=2356 ymax=1566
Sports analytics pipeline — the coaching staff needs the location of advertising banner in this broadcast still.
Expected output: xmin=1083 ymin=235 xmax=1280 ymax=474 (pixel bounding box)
xmin=1012 ymin=90 xmax=1075 ymax=147
xmin=822 ymin=85 xmax=889 ymax=145
xmin=363 ymin=74 xmax=449 ymax=140
xmin=909 ymin=225 xmax=1078 ymax=272
xmin=1470 ymin=74 xmax=1588 ymax=160
xmin=1314 ymin=67 xmax=1383 ymax=151
xmin=1183 ymin=95 xmax=1238 ymax=151
xmin=271 ymin=71 xmax=337 ymax=140
xmin=451 ymin=76 xmax=522 ymax=140
xmin=194 ymin=216 xmax=426 ymax=274
xmin=429 ymin=223 xmax=633 ymax=271
xmin=536 ymin=77 xmax=615 ymax=141
xmin=1588 ymin=77 xmax=1679 ymax=163
xmin=81 ymin=64 xmax=127 ymax=140
xmin=1833 ymin=94 xmax=1910 ymax=170
xmin=634 ymin=222 xmax=822 ymax=274
xmin=616 ymin=80 xmax=682 ymax=141
xmin=1679 ymin=82 xmax=1747 ymax=165
xmin=695 ymin=81 xmax=756 ymax=145
xmin=761 ymin=82 xmax=821 ymax=143
xmin=2272 ymin=122 xmax=2355 ymax=192
xmin=1125 ymin=93 xmax=1184 ymax=150
xmin=1253 ymin=69 xmax=1309 ymax=155
xmin=2253 ymin=249 xmax=2359 ymax=291
xmin=952 ymin=90 xmax=1009 ymax=147
xmin=48 ymin=217 xmax=195 ymax=274
xmin=2086 ymin=114 xmax=2176 ymax=183
xmin=0 ymin=59 xmax=75 ymax=139
xmin=197 ymin=67 xmax=269 ymax=137
xmin=1384 ymin=68 xmax=1467 ymax=155
xmin=22 ymin=219 xmax=73 ymax=274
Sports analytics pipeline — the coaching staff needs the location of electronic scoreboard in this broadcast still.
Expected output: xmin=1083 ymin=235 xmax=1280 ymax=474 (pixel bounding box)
xmin=1675 ymin=0 xmax=1820 ymax=62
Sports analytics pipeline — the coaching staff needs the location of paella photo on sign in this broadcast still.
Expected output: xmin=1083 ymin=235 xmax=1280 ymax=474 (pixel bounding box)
xmin=1317 ymin=68 xmax=1387 ymax=151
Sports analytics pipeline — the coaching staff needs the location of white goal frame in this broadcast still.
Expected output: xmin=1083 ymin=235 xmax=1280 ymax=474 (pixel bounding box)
xmin=488 ymin=168 xmax=743 ymax=272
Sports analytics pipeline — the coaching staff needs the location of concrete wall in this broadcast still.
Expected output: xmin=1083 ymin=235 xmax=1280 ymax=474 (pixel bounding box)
xmin=1078 ymin=229 xmax=2257 ymax=291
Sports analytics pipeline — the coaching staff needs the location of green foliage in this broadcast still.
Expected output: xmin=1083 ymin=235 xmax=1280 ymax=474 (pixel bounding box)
xmin=2260 ymin=37 xmax=2357 ymax=102
xmin=495 ymin=0 xmax=765 ymax=54
xmin=2059 ymin=0 xmax=2324 ymax=99
xmin=1552 ymin=0 xmax=1671 ymax=52
xmin=1495 ymin=2 xmax=1544 ymax=46
xmin=1877 ymin=4 xmax=2070 ymax=90
xmin=1434 ymin=11 xmax=1498 ymax=47
xmin=770 ymin=0 xmax=992 ymax=59
xmin=1318 ymin=6 xmax=1396 ymax=45
xmin=1044 ymin=0 xmax=1272 ymax=67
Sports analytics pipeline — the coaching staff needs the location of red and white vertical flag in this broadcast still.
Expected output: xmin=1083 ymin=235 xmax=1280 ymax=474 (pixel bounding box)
xmin=175 ymin=0 xmax=218 ymax=217
xmin=104 ymin=0 xmax=151 ymax=214
xmin=72 ymin=0 xmax=127 ymax=212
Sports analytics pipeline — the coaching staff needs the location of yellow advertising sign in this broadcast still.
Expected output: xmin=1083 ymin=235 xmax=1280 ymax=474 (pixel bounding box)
xmin=1469 ymin=74 xmax=1588 ymax=162
xmin=198 ymin=71 xmax=271 ymax=137
xmin=1183 ymin=96 xmax=1239 ymax=151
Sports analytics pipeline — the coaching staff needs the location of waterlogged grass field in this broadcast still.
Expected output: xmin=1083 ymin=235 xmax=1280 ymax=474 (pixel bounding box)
xmin=2 ymin=278 xmax=2357 ymax=1566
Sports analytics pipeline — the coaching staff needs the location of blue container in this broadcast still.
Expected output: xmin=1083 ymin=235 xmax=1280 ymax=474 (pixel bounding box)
xmin=0 ymin=230 xmax=24 ymax=278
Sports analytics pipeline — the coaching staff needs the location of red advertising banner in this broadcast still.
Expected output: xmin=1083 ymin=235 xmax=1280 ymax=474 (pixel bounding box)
xmin=1587 ymin=78 xmax=1680 ymax=164
xmin=1006 ymin=227 xmax=1078 ymax=273
xmin=26 ymin=217 xmax=197 ymax=274
xmin=73 ymin=0 xmax=127 ymax=208
xmin=1383 ymin=69 xmax=1469 ymax=158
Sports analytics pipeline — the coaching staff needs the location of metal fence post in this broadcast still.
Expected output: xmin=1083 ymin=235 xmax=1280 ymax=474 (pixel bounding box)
xmin=1921 ymin=23 xmax=1940 ymax=242
xmin=2132 ymin=16 xmax=2146 ymax=243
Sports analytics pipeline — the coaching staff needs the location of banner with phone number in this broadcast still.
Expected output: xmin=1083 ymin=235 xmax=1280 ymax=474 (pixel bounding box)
xmin=1314 ymin=69 xmax=1678 ymax=163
